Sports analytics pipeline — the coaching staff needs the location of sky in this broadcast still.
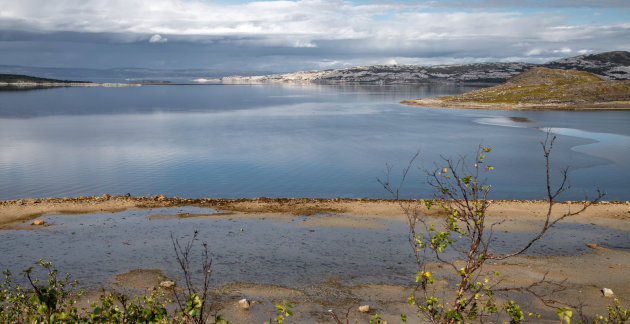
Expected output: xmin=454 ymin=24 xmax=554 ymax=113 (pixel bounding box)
xmin=0 ymin=0 xmax=629 ymax=72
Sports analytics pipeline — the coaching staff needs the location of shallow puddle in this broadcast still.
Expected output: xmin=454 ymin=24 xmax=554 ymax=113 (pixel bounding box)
xmin=1 ymin=207 xmax=628 ymax=288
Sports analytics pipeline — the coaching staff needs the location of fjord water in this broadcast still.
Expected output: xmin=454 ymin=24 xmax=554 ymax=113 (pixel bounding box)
xmin=1 ymin=84 xmax=629 ymax=201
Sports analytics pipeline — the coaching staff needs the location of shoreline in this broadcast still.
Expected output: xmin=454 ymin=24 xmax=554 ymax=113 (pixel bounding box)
xmin=2 ymin=196 xmax=629 ymax=230
xmin=400 ymin=98 xmax=630 ymax=110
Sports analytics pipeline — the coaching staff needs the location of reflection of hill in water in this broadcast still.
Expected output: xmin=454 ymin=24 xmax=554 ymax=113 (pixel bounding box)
xmin=0 ymin=83 xmax=480 ymax=119
xmin=0 ymin=86 xmax=59 ymax=92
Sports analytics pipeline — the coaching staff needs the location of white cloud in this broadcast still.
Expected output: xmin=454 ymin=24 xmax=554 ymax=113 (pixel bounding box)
xmin=148 ymin=34 xmax=167 ymax=43
xmin=553 ymin=47 xmax=572 ymax=54
xmin=292 ymin=41 xmax=317 ymax=48
xmin=1 ymin=0 xmax=629 ymax=69
xmin=3 ymin=0 xmax=624 ymax=44
xmin=526 ymin=49 xmax=543 ymax=56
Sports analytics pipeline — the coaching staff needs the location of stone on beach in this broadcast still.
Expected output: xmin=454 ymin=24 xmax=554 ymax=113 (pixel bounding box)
xmin=159 ymin=280 xmax=175 ymax=288
xmin=358 ymin=305 xmax=370 ymax=313
xmin=602 ymin=288 xmax=614 ymax=297
xmin=31 ymin=219 xmax=44 ymax=225
xmin=238 ymin=298 xmax=251 ymax=309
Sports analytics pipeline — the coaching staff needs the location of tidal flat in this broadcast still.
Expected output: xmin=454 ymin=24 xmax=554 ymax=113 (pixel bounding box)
xmin=1 ymin=197 xmax=629 ymax=323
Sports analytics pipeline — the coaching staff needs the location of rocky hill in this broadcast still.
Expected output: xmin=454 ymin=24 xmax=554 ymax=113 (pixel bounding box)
xmin=544 ymin=51 xmax=630 ymax=81
xmin=220 ymin=51 xmax=630 ymax=84
xmin=222 ymin=62 xmax=536 ymax=84
xmin=400 ymin=67 xmax=630 ymax=110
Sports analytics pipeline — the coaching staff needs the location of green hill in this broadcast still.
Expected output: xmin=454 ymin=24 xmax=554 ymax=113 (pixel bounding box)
xmin=401 ymin=67 xmax=630 ymax=110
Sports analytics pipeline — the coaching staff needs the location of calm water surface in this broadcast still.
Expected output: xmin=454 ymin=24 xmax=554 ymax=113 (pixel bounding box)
xmin=1 ymin=84 xmax=629 ymax=200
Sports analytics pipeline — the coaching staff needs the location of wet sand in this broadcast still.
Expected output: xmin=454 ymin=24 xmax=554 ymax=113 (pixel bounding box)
xmin=2 ymin=196 xmax=629 ymax=231
xmin=1 ymin=196 xmax=629 ymax=323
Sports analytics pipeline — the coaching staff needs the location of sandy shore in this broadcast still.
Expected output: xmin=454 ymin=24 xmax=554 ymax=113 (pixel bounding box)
xmin=2 ymin=196 xmax=629 ymax=231
xmin=400 ymin=98 xmax=630 ymax=111
xmin=1 ymin=196 xmax=629 ymax=323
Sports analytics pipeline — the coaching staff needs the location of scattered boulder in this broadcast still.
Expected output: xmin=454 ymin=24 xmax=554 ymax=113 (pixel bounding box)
xmin=602 ymin=288 xmax=614 ymax=297
xmin=31 ymin=219 xmax=44 ymax=226
xmin=159 ymin=280 xmax=175 ymax=288
xmin=238 ymin=298 xmax=251 ymax=309
xmin=102 ymin=194 xmax=111 ymax=199
xmin=586 ymin=243 xmax=599 ymax=249
xmin=358 ymin=305 xmax=370 ymax=313
xmin=16 ymin=199 xmax=24 ymax=205
xmin=157 ymin=194 xmax=167 ymax=201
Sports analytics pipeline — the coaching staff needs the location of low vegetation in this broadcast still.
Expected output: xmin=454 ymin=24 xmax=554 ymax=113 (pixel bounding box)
xmin=377 ymin=133 xmax=627 ymax=323
xmin=438 ymin=67 xmax=630 ymax=105
xmin=402 ymin=67 xmax=630 ymax=109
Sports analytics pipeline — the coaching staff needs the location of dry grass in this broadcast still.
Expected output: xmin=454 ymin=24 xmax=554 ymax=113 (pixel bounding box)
xmin=402 ymin=67 xmax=630 ymax=110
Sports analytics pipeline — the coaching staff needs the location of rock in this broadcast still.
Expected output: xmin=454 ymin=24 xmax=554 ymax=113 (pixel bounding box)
xmin=602 ymin=288 xmax=614 ymax=297
xmin=586 ymin=243 xmax=599 ymax=249
xmin=124 ymin=193 xmax=131 ymax=198
xmin=358 ymin=305 xmax=370 ymax=313
xmin=157 ymin=194 xmax=167 ymax=201
xmin=159 ymin=280 xmax=175 ymax=288
xmin=238 ymin=298 xmax=250 ymax=309
xmin=31 ymin=219 xmax=44 ymax=225
xmin=102 ymin=194 xmax=111 ymax=199
xmin=16 ymin=199 xmax=24 ymax=205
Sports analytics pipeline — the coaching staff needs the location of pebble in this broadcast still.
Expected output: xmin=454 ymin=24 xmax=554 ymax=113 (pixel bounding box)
xmin=602 ymin=288 xmax=614 ymax=297
xmin=359 ymin=305 xmax=370 ymax=313
xmin=238 ymin=298 xmax=251 ymax=309
xmin=31 ymin=219 xmax=44 ymax=225
xmin=159 ymin=280 xmax=175 ymax=288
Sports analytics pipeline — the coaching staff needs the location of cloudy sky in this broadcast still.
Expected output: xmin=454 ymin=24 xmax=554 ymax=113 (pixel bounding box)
xmin=0 ymin=0 xmax=629 ymax=72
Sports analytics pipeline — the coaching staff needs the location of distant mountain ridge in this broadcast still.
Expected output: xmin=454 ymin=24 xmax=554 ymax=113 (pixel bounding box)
xmin=0 ymin=66 xmax=271 ymax=84
xmin=543 ymin=51 xmax=630 ymax=81
xmin=221 ymin=51 xmax=630 ymax=84
xmin=2 ymin=51 xmax=628 ymax=85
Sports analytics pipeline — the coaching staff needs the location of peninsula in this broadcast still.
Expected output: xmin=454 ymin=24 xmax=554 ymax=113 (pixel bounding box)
xmin=400 ymin=67 xmax=630 ymax=110
xmin=0 ymin=74 xmax=139 ymax=88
